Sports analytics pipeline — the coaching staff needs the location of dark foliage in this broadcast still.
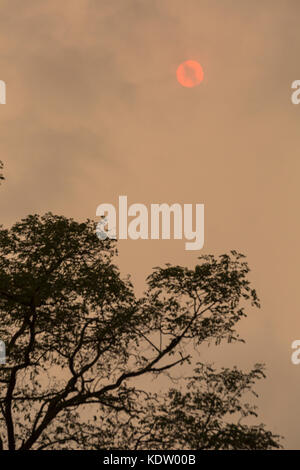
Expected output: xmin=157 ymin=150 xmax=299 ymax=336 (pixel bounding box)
xmin=0 ymin=213 xmax=281 ymax=450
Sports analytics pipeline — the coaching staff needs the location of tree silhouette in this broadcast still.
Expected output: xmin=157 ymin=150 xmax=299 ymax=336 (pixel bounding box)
xmin=0 ymin=213 xmax=281 ymax=450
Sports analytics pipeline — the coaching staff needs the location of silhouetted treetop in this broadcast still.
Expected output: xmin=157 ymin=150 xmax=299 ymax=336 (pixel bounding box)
xmin=0 ymin=213 xmax=281 ymax=450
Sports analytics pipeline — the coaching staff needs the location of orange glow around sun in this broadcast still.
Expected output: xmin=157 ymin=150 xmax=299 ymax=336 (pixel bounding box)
xmin=176 ymin=60 xmax=204 ymax=88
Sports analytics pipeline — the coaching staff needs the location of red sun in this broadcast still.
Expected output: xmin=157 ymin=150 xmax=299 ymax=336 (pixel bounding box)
xmin=176 ymin=60 xmax=204 ymax=88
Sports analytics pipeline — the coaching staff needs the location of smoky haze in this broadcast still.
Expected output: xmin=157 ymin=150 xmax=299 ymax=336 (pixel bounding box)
xmin=0 ymin=0 xmax=299 ymax=449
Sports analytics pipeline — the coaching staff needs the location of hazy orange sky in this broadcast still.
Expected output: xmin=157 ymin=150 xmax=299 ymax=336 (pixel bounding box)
xmin=0 ymin=0 xmax=300 ymax=448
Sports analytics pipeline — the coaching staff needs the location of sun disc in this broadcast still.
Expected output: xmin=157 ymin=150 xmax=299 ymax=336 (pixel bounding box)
xmin=176 ymin=60 xmax=204 ymax=88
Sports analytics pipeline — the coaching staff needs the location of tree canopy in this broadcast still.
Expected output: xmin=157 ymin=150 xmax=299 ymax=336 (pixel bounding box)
xmin=0 ymin=213 xmax=281 ymax=450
